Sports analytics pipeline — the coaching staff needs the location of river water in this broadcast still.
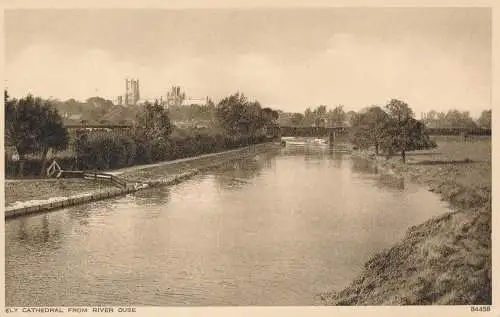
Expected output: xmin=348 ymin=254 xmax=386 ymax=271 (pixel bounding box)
xmin=5 ymin=146 xmax=451 ymax=306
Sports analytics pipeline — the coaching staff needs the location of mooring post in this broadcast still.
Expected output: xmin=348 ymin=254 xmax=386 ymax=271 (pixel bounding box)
xmin=329 ymin=131 xmax=335 ymax=148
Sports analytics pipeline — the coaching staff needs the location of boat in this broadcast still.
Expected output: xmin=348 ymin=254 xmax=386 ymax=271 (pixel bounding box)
xmin=282 ymin=137 xmax=329 ymax=147
xmin=311 ymin=138 xmax=328 ymax=145
xmin=285 ymin=140 xmax=309 ymax=146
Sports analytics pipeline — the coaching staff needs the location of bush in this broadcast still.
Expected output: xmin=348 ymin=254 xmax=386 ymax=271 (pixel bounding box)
xmin=76 ymin=131 xmax=138 ymax=170
xmin=7 ymin=130 xmax=272 ymax=176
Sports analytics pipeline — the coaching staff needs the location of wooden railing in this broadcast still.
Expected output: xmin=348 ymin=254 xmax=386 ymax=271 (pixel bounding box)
xmin=54 ymin=168 xmax=128 ymax=189
xmin=82 ymin=172 xmax=128 ymax=189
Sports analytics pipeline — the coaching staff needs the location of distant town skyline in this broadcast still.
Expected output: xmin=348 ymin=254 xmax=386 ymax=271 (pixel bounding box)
xmin=5 ymin=8 xmax=491 ymax=116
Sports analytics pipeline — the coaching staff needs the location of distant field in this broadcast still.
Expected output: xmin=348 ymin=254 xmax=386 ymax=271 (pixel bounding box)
xmin=404 ymin=136 xmax=491 ymax=190
xmin=430 ymin=135 xmax=490 ymax=162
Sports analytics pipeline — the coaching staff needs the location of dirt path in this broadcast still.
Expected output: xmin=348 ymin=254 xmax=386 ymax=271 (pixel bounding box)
xmin=107 ymin=147 xmax=247 ymax=176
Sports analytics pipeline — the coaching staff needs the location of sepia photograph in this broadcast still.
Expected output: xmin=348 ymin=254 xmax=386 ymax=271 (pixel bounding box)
xmin=2 ymin=3 xmax=493 ymax=313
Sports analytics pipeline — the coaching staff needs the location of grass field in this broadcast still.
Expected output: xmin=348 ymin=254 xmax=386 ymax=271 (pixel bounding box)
xmin=4 ymin=179 xmax=116 ymax=207
xmin=405 ymin=136 xmax=491 ymax=189
xmin=322 ymin=136 xmax=491 ymax=305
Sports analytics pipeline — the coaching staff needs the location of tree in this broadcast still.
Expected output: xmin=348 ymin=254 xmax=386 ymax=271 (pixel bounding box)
xmin=477 ymin=110 xmax=491 ymax=129
xmin=5 ymin=90 xmax=16 ymax=146
xmin=304 ymin=108 xmax=314 ymax=125
xmin=314 ymin=105 xmax=328 ymax=126
xmin=5 ymin=93 xmax=69 ymax=176
xmin=215 ymin=92 xmax=279 ymax=138
xmin=133 ymin=100 xmax=173 ymax=163
xmin=134 ymin=100 xmax=172 ymax=142
xmin=346 ymin=110 xmax=358 ymax=127
xmin=436 ymin=111 xmax=446 ymax=127
xmin=327 ymin=105 xmax=346 ymax=127
xmin=215 ymin=93 xmax=249 ymax=134
xmin=261 ymin=107 xmax=279 ymax=130
xmin=380 ymin=99 xmax=436 ymax=163
xmin=422 ymin=110 xmax=438 ymax=128
xmin=350 ymin=106 xmax=390 ymax=155
xmin=242 ymin=100 xmax=264 ymax=134
xmin=424 ymin=109 xmax=478 ymax=129
xmin=444 ymin=110 xmax=477 ymax=129
xmin=290 ymin=113 xmax=305 ymax=126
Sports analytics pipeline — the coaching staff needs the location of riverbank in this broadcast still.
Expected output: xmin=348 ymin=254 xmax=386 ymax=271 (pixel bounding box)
xmin=5 ymin=179 xmax=116 ymax=208
xmin=4 ymin=142 xmax=280 ymax=219
xmin=321 ymin=137 xmax=491 ymax=305
xmin=115 ymin=142 xmax=278 ymax=182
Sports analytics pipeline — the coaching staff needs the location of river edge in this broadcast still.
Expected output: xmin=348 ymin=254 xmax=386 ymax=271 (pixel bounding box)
xmin=320 ymin=149 xmax=491 ymax=305
xmin=4 ymin=142 xmax=281 ymax=219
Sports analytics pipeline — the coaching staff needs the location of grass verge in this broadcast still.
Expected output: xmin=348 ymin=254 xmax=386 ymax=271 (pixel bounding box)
xmin=5 ymin=179 xmax=116 ymax=208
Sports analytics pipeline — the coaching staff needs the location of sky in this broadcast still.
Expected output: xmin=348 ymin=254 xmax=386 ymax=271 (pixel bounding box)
xmin=5 ymin=8 xmax=491 ymax=117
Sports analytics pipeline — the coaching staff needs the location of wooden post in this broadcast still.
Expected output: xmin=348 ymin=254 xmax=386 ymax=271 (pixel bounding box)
xmin=329 ymin=131 xmax=335 ymax=148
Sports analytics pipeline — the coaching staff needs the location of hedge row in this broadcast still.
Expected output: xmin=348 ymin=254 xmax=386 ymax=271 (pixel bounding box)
xmin=6 ymin=132 xmax=272 ymax=177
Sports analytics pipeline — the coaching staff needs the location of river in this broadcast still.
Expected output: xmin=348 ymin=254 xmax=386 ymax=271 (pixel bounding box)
xmin=5 ymin=145 xmax=451 ymax=306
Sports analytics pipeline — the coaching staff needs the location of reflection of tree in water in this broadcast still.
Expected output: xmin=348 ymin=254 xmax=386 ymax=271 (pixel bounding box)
xmin=350 ymin=157 xmax=405 ymax=191
xmin=351 ymin=157 xmax=379 ymax=174
xmin=65 ymin=196 xmax=129 ymax=225
xmin=131 ymin=187 xmax=171 ymax=207
xmin=211 ymin=153 xmax=276 ymax=190
xmin=15 ymin=213 xmax=64 ymax=251
xmin=283 ymin=146 xmax=347 ymax=168
xmin=376 ymin=174 xmax=405 ymax=191
xmin=328 ymin=151 xmax=347 ymax=168
xmin=67 ymin=202 xmax=97 ymax=225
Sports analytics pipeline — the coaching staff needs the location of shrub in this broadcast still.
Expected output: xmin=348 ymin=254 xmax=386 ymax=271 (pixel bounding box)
xmin=8 ymin=129 xmax=272 ymax=176
xmin=75 ymin=131 xmax=138 ymax=170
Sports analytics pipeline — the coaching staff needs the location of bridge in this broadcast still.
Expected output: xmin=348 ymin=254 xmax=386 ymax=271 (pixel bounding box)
xmin=64 ymin=124 xmax=133 ymax=131
xmin=272 ymin=125 xmax=491 ymax=138
xmin=273 ymin=126 xmax=348 ymax=138
xmin=64 ymin=123 xmax=491 ymax=138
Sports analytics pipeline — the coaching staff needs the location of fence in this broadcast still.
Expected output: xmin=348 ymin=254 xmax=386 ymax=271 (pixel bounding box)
xmin=80 ymin=171 xmax=128 ymax=189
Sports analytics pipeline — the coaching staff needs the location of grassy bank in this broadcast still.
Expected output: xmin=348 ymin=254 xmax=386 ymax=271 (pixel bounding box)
xmin=321 ymin=136 xmax=491 ymax=305
xmin=5 ymin=179 xmax=116 ymax=208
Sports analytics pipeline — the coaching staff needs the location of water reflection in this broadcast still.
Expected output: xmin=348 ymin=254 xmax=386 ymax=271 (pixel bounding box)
xmin=211 ymin=154 xmax=275 ymax=190
xmin=66 ymin=201 xmax=100 ymax=226
xmin=282 ymin=145 xmax=333 ymax=158
xmin=11 ymin=213 xmax=64 ymax=252
xmin=376 ymin=174 xmax=405 ymax=190
xmin=350 ymin=157 xmax=405 ymax=191
xmin=351 ymin=157 xmax=379 ymax=174
xmin=282 ymin=147 xmax=344 ymax=171
xmin=132 ymin=187 xmax=171 ymax=206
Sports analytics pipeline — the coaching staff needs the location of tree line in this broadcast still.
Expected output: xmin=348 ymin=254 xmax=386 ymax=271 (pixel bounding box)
xmin=280 ymin=105 xmax=351 ymax=127
xmin=5 ymin=91 xmax=279 ymax=177
xmin=280 ymin=105 xmax=491 ymax=130
xmin=422 ymin=109 xmax=491 ymax=129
